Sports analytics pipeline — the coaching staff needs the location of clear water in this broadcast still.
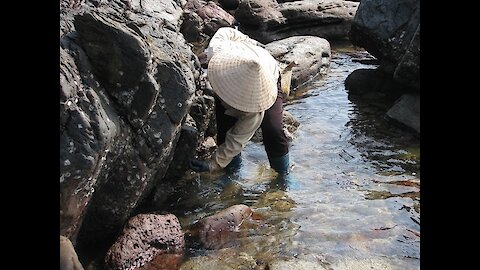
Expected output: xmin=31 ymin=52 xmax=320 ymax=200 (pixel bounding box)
xmin=159 ymin=44 xmax=420 ymax=270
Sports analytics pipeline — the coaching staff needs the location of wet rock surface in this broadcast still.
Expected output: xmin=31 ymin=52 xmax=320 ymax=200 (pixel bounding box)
xmin=137 ymin=253 xmax=184 ymax=270
xmin=179 ymin=249 xmax=264 ymax=270
xmin=188 ymin=204 xmax=253 ymax=249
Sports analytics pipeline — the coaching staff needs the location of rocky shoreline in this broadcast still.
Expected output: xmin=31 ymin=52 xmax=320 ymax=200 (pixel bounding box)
xmin=60 ymin=0 xmax=420 ymax=269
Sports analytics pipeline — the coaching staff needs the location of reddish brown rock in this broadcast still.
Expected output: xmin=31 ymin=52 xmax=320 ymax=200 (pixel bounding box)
xmin=105 ymin=213 xmax=184 ymax=270
xmin=189 ymin=204 xmax=253 ymax=249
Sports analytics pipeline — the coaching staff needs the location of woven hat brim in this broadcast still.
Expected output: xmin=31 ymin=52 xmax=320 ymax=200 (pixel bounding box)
xmin=207 ymin=44 xmax=278 ymax=113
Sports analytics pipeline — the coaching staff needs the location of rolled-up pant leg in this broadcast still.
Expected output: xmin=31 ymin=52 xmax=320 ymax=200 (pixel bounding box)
xmin=261 ymin=91 xmax=289 ymax=159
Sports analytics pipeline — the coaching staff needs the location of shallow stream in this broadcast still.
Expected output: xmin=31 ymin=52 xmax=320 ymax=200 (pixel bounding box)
xmin=159 ymin=44 xmax=420 ymax=270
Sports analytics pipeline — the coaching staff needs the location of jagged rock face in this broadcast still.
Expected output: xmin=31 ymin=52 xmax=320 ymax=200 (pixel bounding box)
xmin=60 ymin=0 xmax=198 ymax=252
xmin=124 ymin=0 xmax=186 ymax=31
xmin=162 ymin=94 xmax=216 ymax=182
xmin=235 ymin=0 xmax=359 ymax=43
xmin=349 ymin=0 xmax=420 ymax=90
xmin=105 ymin=214 xmax=184 ymax=270
xmin=74 ymin=12 xmax=152 ymax=124
xmin=60 ymin=22 xmax=122 ymax=241
xmin=181 ymin=11 xmax=204 ymax=43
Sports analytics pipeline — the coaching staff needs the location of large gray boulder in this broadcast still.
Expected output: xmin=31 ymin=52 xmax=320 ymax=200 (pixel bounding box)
xmin=349 ymin=0 xmax=420 ymax=90
xmin=60 ymin=7 xmax=122 ymax=241
xmin=235 ymin=0 xmax=359 ymax=43
xmin=266 ymin=35 xmax=331 ymax=91
xmin=60 ymin=0 xmax=199 ymax=253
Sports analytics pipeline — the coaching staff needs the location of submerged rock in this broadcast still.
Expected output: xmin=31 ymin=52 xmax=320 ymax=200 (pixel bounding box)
xmin=187 ymin=204 xmax=253 ymax=249
xmin=254 ymin=190 xmax=295 ymax=212
xmin=179 ymin=249 xmax=262 ymax=270
xmin=269 ymin=259 xmax=327 ymax=270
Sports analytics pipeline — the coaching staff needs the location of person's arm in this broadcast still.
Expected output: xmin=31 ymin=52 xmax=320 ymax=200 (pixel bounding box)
xmin=210 ymin=111 xmax=265 ymax=170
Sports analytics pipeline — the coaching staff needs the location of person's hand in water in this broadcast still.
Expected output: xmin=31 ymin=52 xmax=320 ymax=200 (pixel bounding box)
xmin=189 ymin=158 xmax=210 ymax=172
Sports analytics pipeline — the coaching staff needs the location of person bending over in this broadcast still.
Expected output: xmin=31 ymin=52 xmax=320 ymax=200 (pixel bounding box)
xmin=190 ymin=27 xmax=291 ymax=175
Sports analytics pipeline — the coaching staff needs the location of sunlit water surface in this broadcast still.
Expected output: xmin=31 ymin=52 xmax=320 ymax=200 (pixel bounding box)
xmin=162 ymin=45 xmax=420 ymax=270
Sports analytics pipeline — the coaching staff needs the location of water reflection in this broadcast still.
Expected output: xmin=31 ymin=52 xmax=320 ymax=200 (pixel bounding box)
xmin=346 ymin=87 xmax=420 ymax=177
xmin=155 ymin=163 xmax=301 ymax=268
xmin=279 ymin=47 xmax=419 ymax=268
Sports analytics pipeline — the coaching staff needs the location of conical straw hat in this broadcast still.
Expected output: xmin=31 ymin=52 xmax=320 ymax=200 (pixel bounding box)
xmin=207 ymin=41 xmax=279 ymax=112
